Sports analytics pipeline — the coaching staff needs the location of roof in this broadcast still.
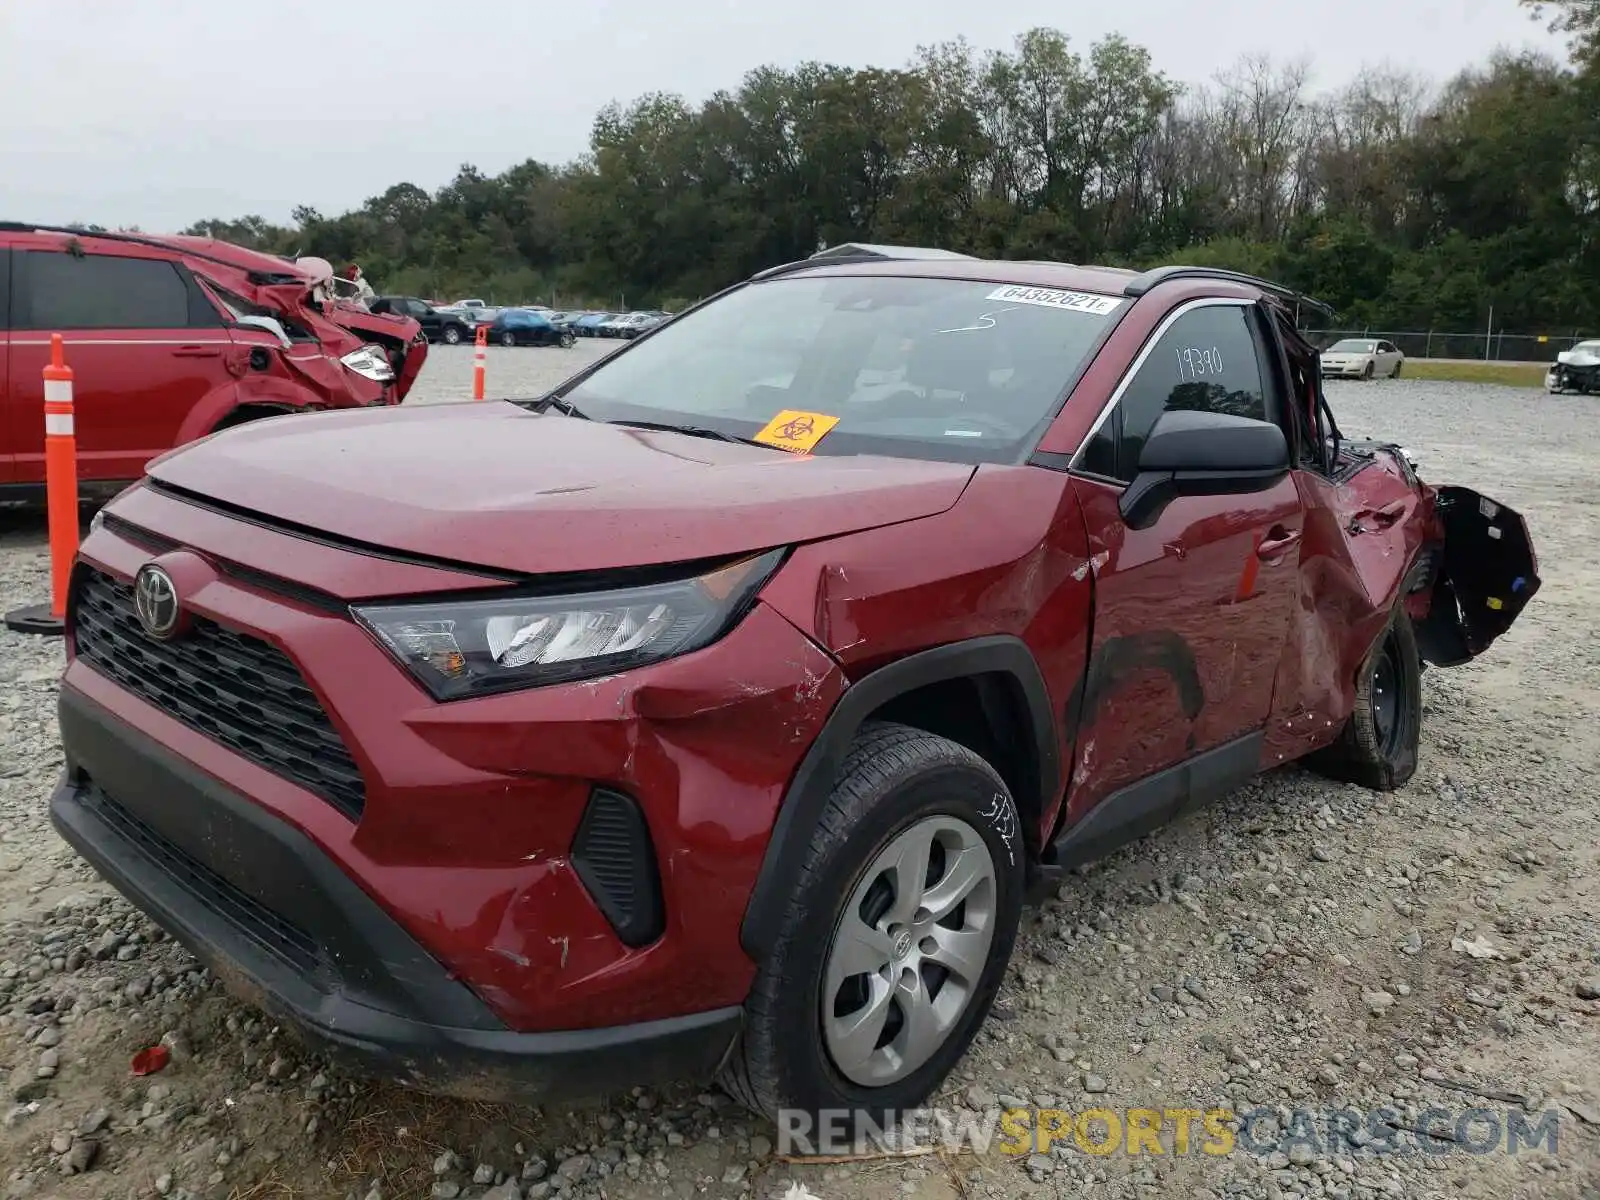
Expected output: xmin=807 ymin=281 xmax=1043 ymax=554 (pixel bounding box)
xmin=754 ymin=246 xmax=1334 ymax=318
xmin=766 ymin=254 xmax=1175 ymax=298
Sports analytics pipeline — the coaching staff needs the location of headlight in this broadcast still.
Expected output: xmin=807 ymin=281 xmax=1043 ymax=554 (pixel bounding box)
xmin=340 ymin=344 xmax=395 ymax=382
xmin=353 ymin=549 xmax=785 ymax=699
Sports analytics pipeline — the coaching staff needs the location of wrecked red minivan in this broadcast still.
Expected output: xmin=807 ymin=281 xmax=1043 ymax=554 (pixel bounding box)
xmin=50 ymin=250 xmax=1536 ymax=1123
xmin=0 ymin=224 xmax=425 ymax=487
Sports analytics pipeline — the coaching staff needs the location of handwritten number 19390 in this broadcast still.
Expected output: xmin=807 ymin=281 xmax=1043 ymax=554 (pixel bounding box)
xmin=1175 ymin=346 xmax=1224 ymax=381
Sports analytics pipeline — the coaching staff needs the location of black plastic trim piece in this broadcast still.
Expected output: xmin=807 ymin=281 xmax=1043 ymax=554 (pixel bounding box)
xmin=571 ymin=789 xmax=666 ymax=948
xmin=1044 ymin=730 xmax=1262 ymax=874
xmin=739 ymin=635 xmax=1059 ymax=959
xmin=1026 ymin=450 xmax=1075 ymax=472
xmin=1123 ymin=266 xmax=1335 ymax=320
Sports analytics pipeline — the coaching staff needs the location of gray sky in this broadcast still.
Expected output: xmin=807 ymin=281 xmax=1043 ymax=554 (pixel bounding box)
xmin=0 ymin=0 xmax=1565 ymax=232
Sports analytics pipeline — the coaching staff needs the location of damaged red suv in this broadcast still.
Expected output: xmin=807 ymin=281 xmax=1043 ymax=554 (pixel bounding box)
xmin=51 ymin=249 xmax=1537 ymax=1122
xmin=0 ymin=224 xmax=425 ymax=487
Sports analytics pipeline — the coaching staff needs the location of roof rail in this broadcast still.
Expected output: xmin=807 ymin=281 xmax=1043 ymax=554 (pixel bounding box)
xmin=749 ymin=252 xmax=888 ymax=281
xmin=809 ymin=242 xmax=976 ymax=262
xmin=1124 ymin=265 xmax=1335 ymax=320
xmin=0 ymin=221 xmax=305 ymax=286
xmin=750 ymin=241 xmax=978 ymax=282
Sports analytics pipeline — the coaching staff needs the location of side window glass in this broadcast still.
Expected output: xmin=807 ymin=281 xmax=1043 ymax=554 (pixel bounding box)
xmin=1085 ymin=305 xmax=1268 ymax=483
xmin=20 ymin=251 xmax=192 ymax=330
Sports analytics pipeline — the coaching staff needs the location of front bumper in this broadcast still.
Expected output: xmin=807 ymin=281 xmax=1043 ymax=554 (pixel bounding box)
xmin=1320 ymin=361 xmax=1367 ymax=378
xmin=51 ymin=687 xmax=743 ymax=1101
xmin=58 ymin=486 xmax=846 ymax=1045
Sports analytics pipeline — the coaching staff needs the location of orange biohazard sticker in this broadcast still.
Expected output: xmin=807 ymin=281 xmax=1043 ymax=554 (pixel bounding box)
xmin=752 ymin=409 xmax=840 ymax=453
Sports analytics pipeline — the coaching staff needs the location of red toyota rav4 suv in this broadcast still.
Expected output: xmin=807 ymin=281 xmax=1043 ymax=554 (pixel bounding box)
xmin=50 ymin=251 xmax=1537 ymax=1123
xmin=1 ymin=224 xmax=426 ymax=487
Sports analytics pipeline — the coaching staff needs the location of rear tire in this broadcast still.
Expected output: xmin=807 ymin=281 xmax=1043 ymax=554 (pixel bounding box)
xmin=1391 ymin=361 xmax=1403 ymax=378
xmin=559 ymin=331 xmax=575 ymax=348
xmin=719 ymin=722 xmax=1024 ymax=1127
xmin=1308 ymin=610 xmax=1421 ymax=790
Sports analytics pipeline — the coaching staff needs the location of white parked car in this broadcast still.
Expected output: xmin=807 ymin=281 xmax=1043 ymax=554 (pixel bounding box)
xmin=1320 ymin=338 xmax=1404 ymax=380
xmin=1545 ymin=340 xmax=1600 ymax=394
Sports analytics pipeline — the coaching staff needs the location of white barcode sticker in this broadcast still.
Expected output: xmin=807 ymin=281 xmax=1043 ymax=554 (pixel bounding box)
xmin=1479 ymin=497 xmax=1499 ymax=519
xmin=984 ymin=285 xmax=1124 ymax=316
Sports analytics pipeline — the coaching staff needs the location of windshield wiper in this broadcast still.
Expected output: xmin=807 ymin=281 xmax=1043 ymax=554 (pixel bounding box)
xmin=605 ymin=418 xmax=771 ymax=448
xmin=523 ymin=394 xmax=590 ymax=419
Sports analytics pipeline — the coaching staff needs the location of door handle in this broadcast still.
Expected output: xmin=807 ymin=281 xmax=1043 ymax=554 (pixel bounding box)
xmin=1257 ymin=528 xmax=1302 ymax=560
xmin=172 ymin=345 xmax=221 ymax=357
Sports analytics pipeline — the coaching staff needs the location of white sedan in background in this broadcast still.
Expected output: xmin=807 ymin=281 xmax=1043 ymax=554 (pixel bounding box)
xmin=1321 ymin=338 xmax=1405 ymax=380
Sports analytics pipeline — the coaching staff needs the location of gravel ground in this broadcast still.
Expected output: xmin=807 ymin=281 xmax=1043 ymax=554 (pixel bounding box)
xmin=0 ymin=361 xmax=1596 ymax=1200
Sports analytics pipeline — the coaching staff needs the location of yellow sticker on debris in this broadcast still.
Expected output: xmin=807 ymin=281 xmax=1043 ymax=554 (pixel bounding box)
xmin=753 ymin=410 xmax=841 ymax=453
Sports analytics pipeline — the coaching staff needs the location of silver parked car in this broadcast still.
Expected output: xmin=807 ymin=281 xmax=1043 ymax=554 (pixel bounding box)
xmin=1321 ymin=338 xmax=1404 ymax=380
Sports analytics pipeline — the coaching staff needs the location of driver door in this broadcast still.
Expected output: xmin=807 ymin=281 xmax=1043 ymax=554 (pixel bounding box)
xmin=1057 ymin=299 xmax=1305 ymax=848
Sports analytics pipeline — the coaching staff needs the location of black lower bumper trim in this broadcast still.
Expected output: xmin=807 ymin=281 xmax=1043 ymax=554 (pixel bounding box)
xmin=51 ymin=687 xmax=742 ymax=1102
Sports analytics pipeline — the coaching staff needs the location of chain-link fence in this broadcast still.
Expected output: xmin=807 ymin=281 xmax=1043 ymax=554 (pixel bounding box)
xmin=1306 ymin=329 xmax=1592 ymax=363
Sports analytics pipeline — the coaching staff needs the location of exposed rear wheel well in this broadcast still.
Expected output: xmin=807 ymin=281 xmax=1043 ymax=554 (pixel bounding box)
xmin=864 ymin=673 xmax=1044 ymax=858
xmin=212 ymin=403 xmax=294 ymax=431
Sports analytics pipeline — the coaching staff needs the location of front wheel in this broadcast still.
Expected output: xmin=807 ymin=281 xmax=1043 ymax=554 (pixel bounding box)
xmin=719 ymin=722 xmax=1024 ymax=1125
xmin=442 ymin=325 xmax=463 ymax=345
xmin=1308 ymin=610 xmax=1421 ymax=790
xmin=559 ymin=331 xmax=575 ymax=348
xmin=1361 ymin=362 xmax=1375 ymax=380
xmin=499 ymin=330 xmax=517 ymax=347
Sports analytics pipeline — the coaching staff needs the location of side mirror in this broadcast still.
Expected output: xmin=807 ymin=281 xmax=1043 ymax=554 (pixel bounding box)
xmin=233 ymin=314 xmax=292 ymax=349
xmin=1119 ymin=409 xmax=1290 ymax=529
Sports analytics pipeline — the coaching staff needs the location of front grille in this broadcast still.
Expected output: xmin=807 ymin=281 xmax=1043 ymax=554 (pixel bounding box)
xmin=72 ymin=566 xmax=366 ymax=820
xmin=84 ymin=780 xmax=322 ymax=975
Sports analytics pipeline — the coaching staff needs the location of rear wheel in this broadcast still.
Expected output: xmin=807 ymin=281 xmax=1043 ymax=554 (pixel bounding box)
xmin=719 ymin=722 xmax=1023 ymax=1125
xmin=1391 ymin=361 xmax=1403 ymax=378
xmin=559 ymin=331 xmax=575 ymax=348
xmin=1308 ymin=610 xmax=1421 ymax=790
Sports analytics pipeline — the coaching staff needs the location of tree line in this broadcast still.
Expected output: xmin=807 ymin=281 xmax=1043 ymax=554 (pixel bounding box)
xmin=184 ymin=0 xmax=1598 ymax=333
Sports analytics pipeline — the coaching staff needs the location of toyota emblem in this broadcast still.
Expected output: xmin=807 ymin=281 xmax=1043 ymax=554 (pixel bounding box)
xmin=134 ymin=564 xmax=181 ymax=639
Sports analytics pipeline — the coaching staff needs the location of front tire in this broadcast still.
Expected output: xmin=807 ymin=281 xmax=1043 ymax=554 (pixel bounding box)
xmin=720 ymin=722 xmax=1023 ymax=1125
xmin=559 ymin=331 xmax=575 ymax=348
xmin=1308 ymin=610 xmax=1421 ymax=790
xmin=1361 ymin=362 xmax=1375 ymax=380
xmin=442 ymin=325 xmax=463 ymax=345
xmin=500 ymin=330 xmax=517 ymax=347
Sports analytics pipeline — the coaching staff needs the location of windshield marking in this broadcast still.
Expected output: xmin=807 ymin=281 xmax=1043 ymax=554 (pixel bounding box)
xmin=935 ymin=306 xmax=1021 ymax=334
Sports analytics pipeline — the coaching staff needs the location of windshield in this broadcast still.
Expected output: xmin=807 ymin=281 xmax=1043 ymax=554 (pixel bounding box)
xmin=557 ymin=276 xmax=1123 ymax=463
xmin=1328 ymin=339 xmax=1377 ymax=353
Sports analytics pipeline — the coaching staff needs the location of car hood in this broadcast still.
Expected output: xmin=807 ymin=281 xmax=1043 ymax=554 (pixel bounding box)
xmin=1556 ymin=347 xmax=1600 ymax=366
xmin=145 ymin=402 xmax=977 ymax=575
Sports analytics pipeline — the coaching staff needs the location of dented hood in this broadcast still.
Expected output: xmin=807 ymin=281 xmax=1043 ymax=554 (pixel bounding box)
xmin=146 ymin=402 xmax=975 ymax=574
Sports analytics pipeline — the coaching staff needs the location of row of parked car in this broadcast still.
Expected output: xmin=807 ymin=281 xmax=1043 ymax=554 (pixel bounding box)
xmin=370 ymin=296 xmax=671 ymax=348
